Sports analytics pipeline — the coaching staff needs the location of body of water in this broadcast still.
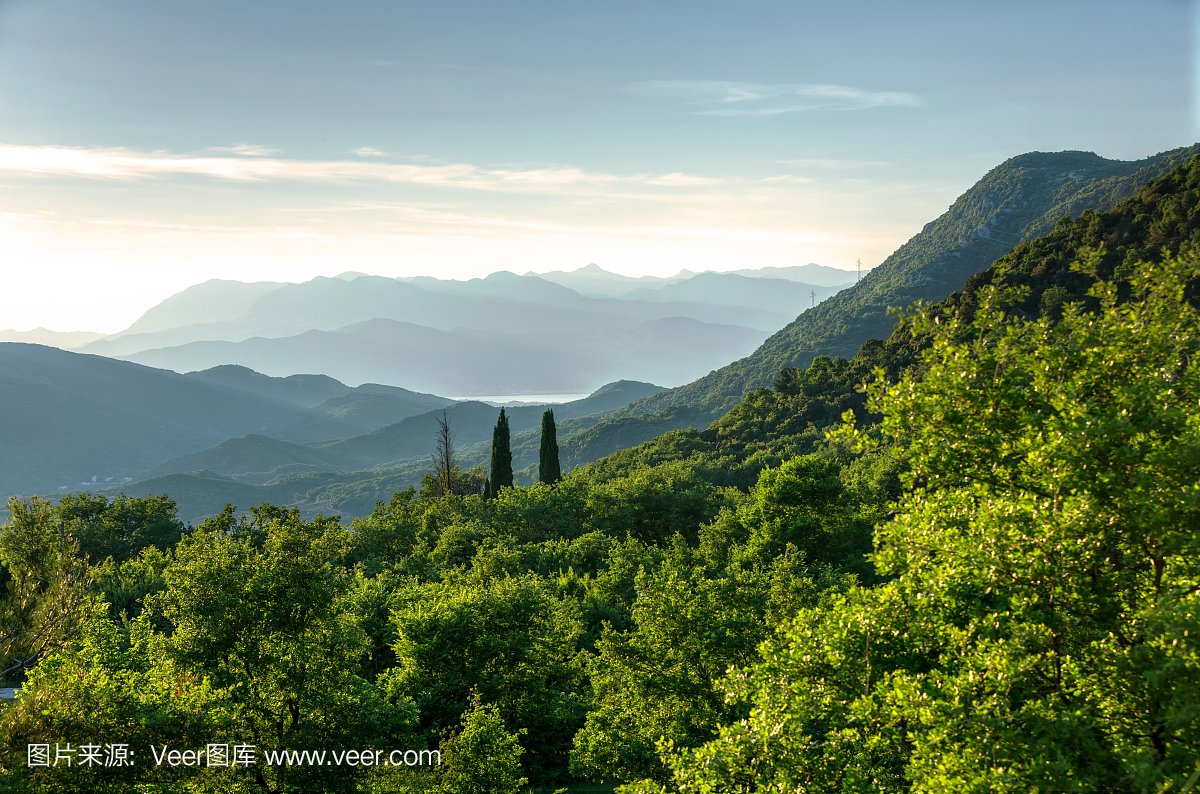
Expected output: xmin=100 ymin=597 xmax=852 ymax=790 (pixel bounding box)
xmin=451 ymin=393 xmax=591 ymax=406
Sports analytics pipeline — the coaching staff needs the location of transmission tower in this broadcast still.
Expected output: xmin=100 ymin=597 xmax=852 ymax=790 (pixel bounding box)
xmin=857 ymin=259 xmax=862 ymax=282
xmin=810 ymin=289 xmax=815 ymax=308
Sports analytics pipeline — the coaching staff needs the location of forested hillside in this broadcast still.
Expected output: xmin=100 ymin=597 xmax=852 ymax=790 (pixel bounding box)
xmin=579 ymin=152 xmax=1200 ymax=490
xmin=610 ymin=143 xmax=1200 ymax=422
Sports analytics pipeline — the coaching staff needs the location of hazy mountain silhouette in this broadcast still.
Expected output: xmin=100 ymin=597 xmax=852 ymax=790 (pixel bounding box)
xmin=117 ymin=316 xmax=766 ymax=395
xmin=618 ymin=272 xmax=851 ymax=313
xmin=79 ymin=272 xmax=794 ymax=361
xmin=0 ymin=338 xmax=661 ymax=501
xmin=0 ymin=328 xmax=105 ymax=348
xmin=140 ymin=380 xmax=666 ymax=487
xmin=0 ymin=344 xmax=304 ymax=496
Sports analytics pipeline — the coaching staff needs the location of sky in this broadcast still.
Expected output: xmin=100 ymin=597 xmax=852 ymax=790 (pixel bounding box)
xmin=0 ymin=0 xmax=1195 ymax=333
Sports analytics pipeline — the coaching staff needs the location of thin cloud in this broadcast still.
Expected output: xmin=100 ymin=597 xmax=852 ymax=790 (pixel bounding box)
xmin=628 ymin=80 xmax=920 ymax=116
xmin=644 ymin=172 xmax=722 ymax=186
xmin=779 ymin=158 xmax=890 ymax=168
xmin=763 ymin=175 xmax=815 ymax=184
xmin=0 ymin=144 xmax=736 ymax=198
xmin=207 ymin=143 xmax=280 ymax=156
xmin=354 ymin=147 xmax=390 ymax=157
xmin=0 ymin=144 xmax=621 ymax=191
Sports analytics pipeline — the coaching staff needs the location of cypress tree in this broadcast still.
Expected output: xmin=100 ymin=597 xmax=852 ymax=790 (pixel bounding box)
xmin=489 ymin=408 xmax=513 ymax=496
xmin=539 ymin=409 xmax=561 ymax=485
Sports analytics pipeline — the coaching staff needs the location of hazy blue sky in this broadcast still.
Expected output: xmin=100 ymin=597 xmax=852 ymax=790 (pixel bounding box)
xmin=0 ymin=0 xmax=1195 ymax=331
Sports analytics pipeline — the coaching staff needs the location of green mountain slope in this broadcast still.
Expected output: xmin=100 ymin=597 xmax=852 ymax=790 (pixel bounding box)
xmin=611 ymin=144 xmax=1200 ymax=421
xmin=574 ymin=153 xmax=1200 ymax=490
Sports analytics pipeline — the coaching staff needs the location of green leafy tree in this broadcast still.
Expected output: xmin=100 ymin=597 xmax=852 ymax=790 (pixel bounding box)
xmin=585 ymin=461 xmax=736 ymax=546
xmin=153 ymin=505 xmax=417 ymax=794
xmin=419 ymin=466 xmax=486 ymax=501
xmin=645 ymin=253 xmax=1200 ymax=793
xmin=539 ymin=409 xmax=562 ymax=485
xmin=710 ymin=454 xmax=878 ymax=578
xmin=56 ymin=492 xmax=184 ymax=566
xmin=489 ymin=408 xmax=513 ymax=496
xmin=383 ymin=573 xmax=586 ymax=784
xmin=438 ymin=696 xmax=527 ymax=794
xmin=0 ymin=496 xmax=90 ymax=679
xmin=2 ymin=607 xmax=229 ymax=793
xmin=89 ymin=545 xmax=171 ymax=626
xmin=572 ymin=558 xmax=838 ymax=784
xmin=772 ymin=366 xmax=801 ymax=397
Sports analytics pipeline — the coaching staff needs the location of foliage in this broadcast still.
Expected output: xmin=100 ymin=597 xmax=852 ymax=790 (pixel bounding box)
xmin=56 ymin=492 xmax=184 ymax=566
xmin=438 ymin=696 xmax=527 ymax=794
xmin=3 ymin=607 xmax=229 ymax=793
xmin=539 ymin=409 xmax=562 ymax=485
xmin=89 ymin=545 xmax=171 ymax=626
xmin=731 ymin=454 xmax=873 ymax=574
xmin=0 ymin=497 xmax=90 ymax=679
xmin=383 ymin=573 xmax=587 ymax=785
xmin=649 ymin=254 xmax=1200 ymax=792
xmin=572 ymin=556 xmax=843 ymax=785
xmin=583 ymin=461 xmax=738 ymax=547
xmin=419 ymin=465 xmax=486 ymax=501
xmin=152 ymin=505 xmax=418 ymax=793
xmin=488 ymin=408 xmax=513 ymax=497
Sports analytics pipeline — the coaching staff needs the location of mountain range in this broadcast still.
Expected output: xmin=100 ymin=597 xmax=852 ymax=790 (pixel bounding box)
xmin=528 ymin=262 xmax=866 ymax=297
xmin=0 ymin=341 xmax=663 ymax=507
xmin=117 ymin=315 xmax=766 ymax=397
xmin=8 ymin=143 xmax=1198 ymax=525
xmin=58 ymin=269 xmax=853 ymax=393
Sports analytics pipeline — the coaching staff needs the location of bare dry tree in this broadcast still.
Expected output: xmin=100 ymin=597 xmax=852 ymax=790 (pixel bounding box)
xmin=430 ymin=410 xmax=455 ymax=497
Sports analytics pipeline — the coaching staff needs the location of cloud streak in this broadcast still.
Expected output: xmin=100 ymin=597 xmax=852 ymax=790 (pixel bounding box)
xmin=0 ymin=144 xmax=624 ymax=190
xmin=628 ymin=80 xmax=920 ymax=116
xmin=0 ymin=144 xmax=732 ymax=195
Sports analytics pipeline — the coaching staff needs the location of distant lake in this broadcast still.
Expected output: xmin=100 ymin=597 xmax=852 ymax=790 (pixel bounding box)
xmin=452 ymin=393 xmax=591 ymax=406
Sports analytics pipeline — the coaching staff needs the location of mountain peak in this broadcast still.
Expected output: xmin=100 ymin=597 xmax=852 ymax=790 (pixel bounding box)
xmin=574 ymin=263 xmax=611 ymax=275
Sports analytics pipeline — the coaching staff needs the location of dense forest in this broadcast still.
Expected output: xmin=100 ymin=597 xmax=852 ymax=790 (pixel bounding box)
xmin=1 ymin=157 xmax=1199 ymax=793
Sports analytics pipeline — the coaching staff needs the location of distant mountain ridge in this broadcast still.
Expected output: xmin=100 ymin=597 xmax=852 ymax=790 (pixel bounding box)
xmin=0 ymin=342 xmax=663 ymax=501
xmin=619 ymin=273 xmax=850 ymax=313
xmin=0 ymin=328 xmax=105 ymax=349
xmin=24 ymin=264 xmax=858 ymax=401
xmin=79 ymin=273 xmax=797 ymax=360
xmin=0 ymin=344 xmax=303 ymax=496
xmin=119 ymin=315 xmax=765 ymax=395
xmin=529 ymin=262 xmax=865 ymax=297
